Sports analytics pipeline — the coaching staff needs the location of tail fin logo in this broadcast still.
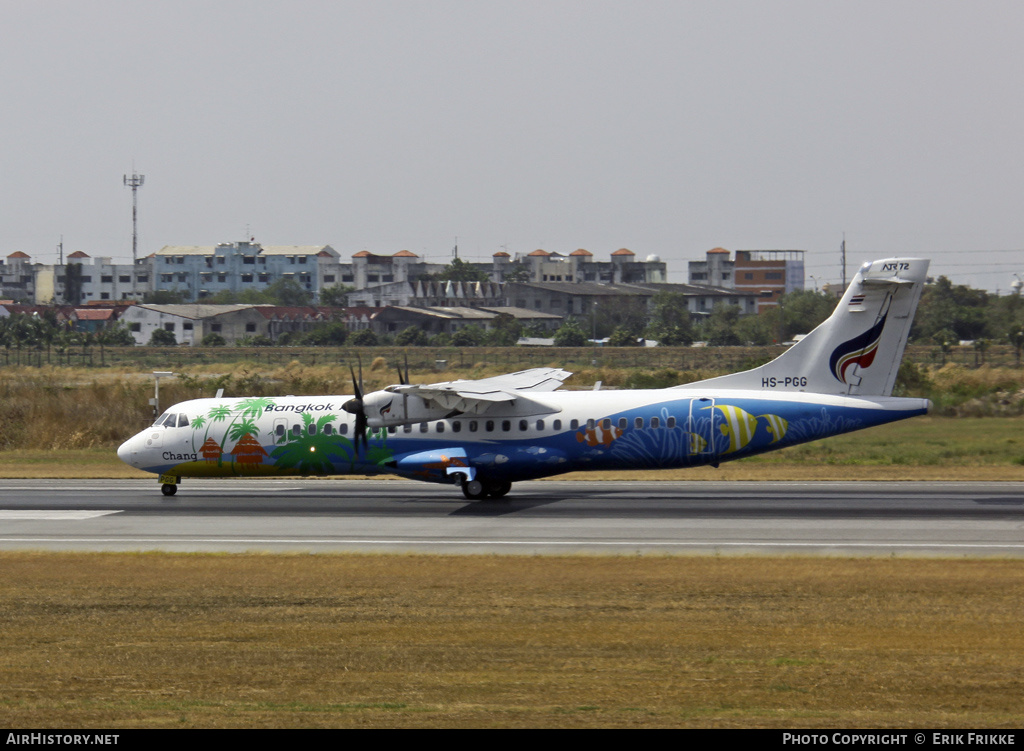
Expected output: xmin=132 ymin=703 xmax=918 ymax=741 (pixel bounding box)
xmin=829 ymin=309 xmax=889 ymax=384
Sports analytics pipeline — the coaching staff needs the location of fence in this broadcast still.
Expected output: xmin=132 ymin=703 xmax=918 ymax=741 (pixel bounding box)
xmin=0 ymin=343 xmax=1020 ymax=372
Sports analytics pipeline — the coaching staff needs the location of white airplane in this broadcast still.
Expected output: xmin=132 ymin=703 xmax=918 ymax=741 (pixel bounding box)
xmin=118 ymin=257 xmax=931 ymax=499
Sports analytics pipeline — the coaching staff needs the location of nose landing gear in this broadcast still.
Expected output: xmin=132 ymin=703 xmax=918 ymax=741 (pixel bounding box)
xmin=159 ymin=473 xmax=179 ymax=497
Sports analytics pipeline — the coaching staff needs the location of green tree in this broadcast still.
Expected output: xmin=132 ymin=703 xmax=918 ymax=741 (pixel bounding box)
xmin=262 ymin=277 xmax=313 ymax=306
xmin=777 ymin=290 xmax=837 ymax=340
xmin=592 ymin=297 xmax=648 ymax=340
xmin=96 ymin=322 xmax=136 ymax=346
xmin=451 ymin=324 xmax=485 ymax=347
xmin=608 ymin=326 xmax=641 ymax=346
xmin=148 ymin=328 xmax=177 ymax=346
xmin=502 ymin=262 xmax=532 ymax=283
xmin=319 ymin=284 xmax=355 ymax=306
xmin=395 ymin=326 xmax=429 ymax=346
xmin=484 ymin=313 xmax=522 ymax=346
xmin=553 ymin=318 xmax=587 ymax=347
xmin=350 ymin=329 xmax=378 ymax=346
xmin=912 ymin=276 xmax=989 ymax=342
xmin=296 ymin=322 xmax=348 ymax=346
xmin=644 ymin=291 xmax=693 ymax=346
xmin=427 ymin=257 xmax=489 ymax=283
xmin=143 ymin=289 xmax=190 ymax=304
xmin=701 ymin=303 xmax=742 ymax=346
xmin=63 ymin=263 xmax=84 ymax=304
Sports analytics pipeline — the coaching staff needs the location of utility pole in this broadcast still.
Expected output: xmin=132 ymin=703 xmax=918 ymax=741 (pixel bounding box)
xmin=840 ymin=233 xmax=847 ymax=290
xmin=123 ymin=170 xmax=145 ymax=299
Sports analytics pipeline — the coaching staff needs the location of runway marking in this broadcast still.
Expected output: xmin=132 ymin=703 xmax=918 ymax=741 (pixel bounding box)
xmin=0 ymin=537 xmax=1023 ymax=551
xmin=0 ymin=511 xmax=123 ymax=521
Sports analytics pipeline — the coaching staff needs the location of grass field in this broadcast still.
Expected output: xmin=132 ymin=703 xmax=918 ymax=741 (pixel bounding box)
xmin=1 ymin=553 xmax=1022 ymax=729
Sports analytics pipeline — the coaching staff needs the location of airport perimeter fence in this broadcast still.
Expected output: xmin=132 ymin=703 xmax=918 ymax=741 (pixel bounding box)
xmin=0 ymin=343 xmax=1021 ymax=373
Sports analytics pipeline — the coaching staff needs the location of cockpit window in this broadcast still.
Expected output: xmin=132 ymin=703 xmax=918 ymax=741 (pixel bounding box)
xmin=153 ymin=412 xmax=190 ymax=428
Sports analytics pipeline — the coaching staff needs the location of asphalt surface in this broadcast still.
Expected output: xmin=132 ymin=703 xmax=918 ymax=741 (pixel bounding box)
xmin=0 ymin=478 xmax=1022 ymax=556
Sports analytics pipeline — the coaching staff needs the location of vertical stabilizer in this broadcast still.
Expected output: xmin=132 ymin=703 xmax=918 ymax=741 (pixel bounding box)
xmin=675 ymin=258 xmax=930 ymax=396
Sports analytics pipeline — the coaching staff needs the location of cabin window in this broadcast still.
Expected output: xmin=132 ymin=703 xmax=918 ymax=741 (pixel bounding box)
xmin=618 ymin=417 xmax=627 ymax=430
xmin=601 ymin=419 xmax=610 ymax=430
xmin=570 ymin=419 xmax=579 ymax=430
xmin=323 ymin=424 xmax=333 ymax=435
xmin=308 ymin=424 xmax=317 ymax=435
xmin=650 ymin=417 xmax=660 ymax=429
xmin=403 ymin=424 xmax=412 ymax=433
xmin=635 ymin=417 xmax=644 ymax=429
xmin=292 ymin=425 xmax=301 ymax=436
xmin=436 ymin=422 xmax=445 ymax=433
xmin=502 ymin=420 xmax=511 ymax=432
xmin=536 ymin=419 xmax=544 ymax=431
xmin=388 ymin=426 xmax=396 ymax=434
xmin=275 ymin=424 xmax=286 ymax=437
xmin=485 ymin=420 xmax=494 ymax=432
xmin=469 ymin=421 xmax=478 ymax=432
xmin=339 ymin=423 xmax=348 ymax=435
xmin=419 ymin=422 xmax=428 ymax=433
xmin=553 ymin=419 xmax=561 ymax=430
xmin=667 ymin=416 xmax=676 ymax=429
xmin=586 ymin=419 xmax=595 ymax=430
xmin=452 ymin=421 xmax=461 ymax=433
xmin=519 ymin=420 xmax=528 ymax=431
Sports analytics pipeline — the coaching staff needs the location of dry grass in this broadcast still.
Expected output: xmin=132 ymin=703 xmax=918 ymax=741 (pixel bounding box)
xmin=0 ymin=553 xmax=1022 ymax=728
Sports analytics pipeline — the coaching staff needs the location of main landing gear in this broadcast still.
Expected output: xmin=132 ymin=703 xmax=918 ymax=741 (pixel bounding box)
xmin=458 ymin=476 xmax=513 ymax=500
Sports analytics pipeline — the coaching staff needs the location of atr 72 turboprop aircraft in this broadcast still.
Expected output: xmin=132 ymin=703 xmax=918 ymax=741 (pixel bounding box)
xmin=118 ymin=257 xmax=931 ymax=499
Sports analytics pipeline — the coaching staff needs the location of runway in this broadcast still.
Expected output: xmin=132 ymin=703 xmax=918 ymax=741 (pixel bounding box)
xmin=0 ymin=479 xmax=1022 ymax=556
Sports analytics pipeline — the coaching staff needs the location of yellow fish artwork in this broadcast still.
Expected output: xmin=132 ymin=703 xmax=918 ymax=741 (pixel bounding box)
xmin=688 ymin=432 xmax=708 ymax=454
xmin=759 ymin=413 xmax=789 ymax=444
xmin=708 ymin=404 xmax=759 ymax=454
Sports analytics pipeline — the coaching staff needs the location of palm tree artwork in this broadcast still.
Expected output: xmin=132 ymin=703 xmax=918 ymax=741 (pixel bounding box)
xmin=270 ymin=412 xmax=359 ymax=475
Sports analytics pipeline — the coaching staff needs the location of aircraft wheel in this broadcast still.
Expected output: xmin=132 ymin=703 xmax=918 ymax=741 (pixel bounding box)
xmin=461 ymin=479 xmax=486 ymax=500
xmin=161 ymin=483 xmax=177 ymax=497
xmin=486 ymin=481 xmax=512 ymax=498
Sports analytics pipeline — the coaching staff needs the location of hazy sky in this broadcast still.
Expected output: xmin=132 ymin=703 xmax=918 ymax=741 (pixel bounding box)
xmin=4 ymin=0 xmax=1024 ymax=290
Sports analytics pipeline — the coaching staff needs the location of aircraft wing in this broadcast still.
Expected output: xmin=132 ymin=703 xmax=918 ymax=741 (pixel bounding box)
xmin=382 ymin=367 xmax=572 ymax=414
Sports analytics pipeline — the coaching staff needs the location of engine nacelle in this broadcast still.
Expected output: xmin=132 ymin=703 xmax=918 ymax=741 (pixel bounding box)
xmin=361 ymin=390 xmax=464 ymax=428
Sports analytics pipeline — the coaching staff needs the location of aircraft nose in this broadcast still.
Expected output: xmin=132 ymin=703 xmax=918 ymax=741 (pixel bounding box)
xmin=117 ymin=436 xmax=137 ymax=467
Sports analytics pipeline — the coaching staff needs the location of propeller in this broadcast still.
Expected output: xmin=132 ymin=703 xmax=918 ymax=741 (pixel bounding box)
xmin=396 ymin=352 xmax=410 ymax=385
xmin=342 ymin=356 xmax=368 ymax=456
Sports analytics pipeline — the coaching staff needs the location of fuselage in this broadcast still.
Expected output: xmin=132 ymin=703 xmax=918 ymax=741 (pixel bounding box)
xmin=117 ymin=389 xmax=930 ymax=484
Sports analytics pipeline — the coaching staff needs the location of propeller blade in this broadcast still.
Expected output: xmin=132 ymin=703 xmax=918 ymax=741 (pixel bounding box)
xmin=347 ymin=360 xmax=367 ymax=457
